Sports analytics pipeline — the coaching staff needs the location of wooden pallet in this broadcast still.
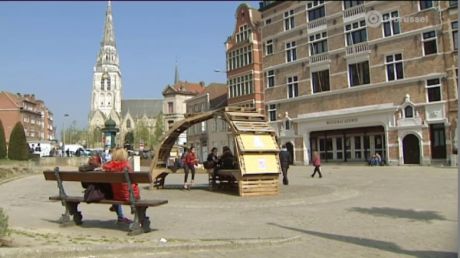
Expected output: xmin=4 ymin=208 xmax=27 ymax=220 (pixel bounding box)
xmin=238 ymin=174 xmax=279 ymax=197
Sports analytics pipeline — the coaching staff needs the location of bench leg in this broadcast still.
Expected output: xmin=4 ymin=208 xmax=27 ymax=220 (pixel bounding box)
xmin=128 ymin=206 xmax=151 ymax=235
xmin=59 ymin=202 xmax=81 ymax=226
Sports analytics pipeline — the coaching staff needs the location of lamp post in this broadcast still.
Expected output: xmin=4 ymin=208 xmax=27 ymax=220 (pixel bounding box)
xmin=62 ymin=114 xmax=69 ymax=156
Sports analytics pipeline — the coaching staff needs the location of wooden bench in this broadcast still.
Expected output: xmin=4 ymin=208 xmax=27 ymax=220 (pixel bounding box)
xmin=208 ymin=169 xmax=240 ymax=191
xmin=43 ymin=167 xmax=168 ymax=235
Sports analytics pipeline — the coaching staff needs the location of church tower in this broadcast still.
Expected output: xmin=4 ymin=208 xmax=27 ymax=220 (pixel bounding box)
xmin=89 ymin=1 xmax=122 ymax=129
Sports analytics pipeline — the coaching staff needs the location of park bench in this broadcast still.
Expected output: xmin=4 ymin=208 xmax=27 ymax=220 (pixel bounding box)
xmin=43 ymin=167 xmax=168 ymax=235
xmin=208 ymin=169 xmax=239 ymax=190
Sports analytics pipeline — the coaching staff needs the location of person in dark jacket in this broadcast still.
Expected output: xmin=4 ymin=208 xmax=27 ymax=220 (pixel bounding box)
xmin=279 ymin=144 xmax=292 ymax=185
xmin=218 ymin=146 xmax=235 ymax=169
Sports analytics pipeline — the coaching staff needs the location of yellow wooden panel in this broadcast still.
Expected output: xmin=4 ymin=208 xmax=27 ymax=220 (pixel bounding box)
xmin=238 ymin=134 xmax=278 ymax=151
xmin=240 ymin=154 xmax=280 ymax=174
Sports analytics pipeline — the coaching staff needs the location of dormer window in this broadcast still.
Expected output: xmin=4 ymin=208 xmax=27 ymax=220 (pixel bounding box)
xmin=404 ymin=106 xmax=414 ymax=118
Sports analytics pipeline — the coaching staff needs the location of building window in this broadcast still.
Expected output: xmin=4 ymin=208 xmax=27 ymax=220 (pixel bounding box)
xmin=307 ymin=0 xmax=325 ymax=21
xmin=168 ymin=102 xmax=174 ymax=113
xmin=268 ymin=104 xmax=277 ymax=121
xmin=265 ymin=18 xmax=272 ymax=25
xmin=404 ymin=106 xmax=414 ymax=118
xmin=382 ymin=11 xmax=400 ymax=37
xmin=450 ymin=0 xmax=458 ymax=7
xmin=236 ymin=24 xmax=251 ymax=43
xmin=285 ymin=119 xmax=291 ymax=130
xmin=126 ymin=119 xmax=131 ymax=129
xmin=343 ymin=0 xmax=364 ymax=9
xmin=266 ymin=40 xmax=273 ymax=55
xmin=348 ymin=61 xmax=370 ymax=87
xmin=385 ymin=53 xmax=404 ymax=81
xmin=419 ymin=0 xmax=433 ymax=10
xmin=168 ymin=120 xmax=174 ymax=130
xmin=312 ymin=69 xmax=330 ymax=93
xmin=287 ymin=76 xmax=299 ymax=98
xmin=228 ymin=74 xmax=253 ymax=97
xmin=345 ymin=20 xmax=367 ymax=45
xmin=309 ymin=32 xmax=328 ymax=55
xmin=266 ymin=70 xmax=275 ymax=88
xmin=284 ymin=9 xmax=295 ymax=31
xmin=285 ymin=41 xmax=297 ymax=62
xmin=422 ymin=31 xmax=437 ymax=55
xmin=452 ymin=21 xmax=458 ymax=50
xmin=426 ymin=78 xmax=441 ymax=102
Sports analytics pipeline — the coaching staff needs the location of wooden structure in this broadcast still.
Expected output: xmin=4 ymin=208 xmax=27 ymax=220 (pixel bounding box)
xmin=150 ymin=106 xmax=281 ymax=196
xmin=43 ymin=167 xmax=168 ymax=235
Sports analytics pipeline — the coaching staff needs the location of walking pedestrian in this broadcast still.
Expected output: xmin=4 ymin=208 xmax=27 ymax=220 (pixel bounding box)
xmin=279 ymin=144 xmax=291 ymax=185
xmin=311 ymin=151 xmax=322 ymax=178
xmin=184 ymin=147 xmax=198 ymax=190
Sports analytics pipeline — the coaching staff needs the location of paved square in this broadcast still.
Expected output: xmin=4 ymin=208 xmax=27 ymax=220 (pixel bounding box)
xmin=0 ymin=165 xmax=456 ymax=257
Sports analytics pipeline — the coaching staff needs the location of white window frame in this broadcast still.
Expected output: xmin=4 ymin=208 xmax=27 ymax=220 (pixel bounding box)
xmin=306 ymin=0 xmax=325 ymax=22
xmin=311 ymin=69 xmax=331 ymax=93
xmin=309 ymin=31 xmax=328 ymax=56
xmin=385 ymin=53 xmax=404 ymax=81
xmin=266 ymin=40 xmax=273 ymax=56
xmin=422 ymin=30 xmax=437 ymax=56
xmin=426 ymin=78 xmax=442 ymax=102
xmin=345 ymin=20 xmax=367 ymax=46
xmin=285 ymin=41 xmax=297 ymax=63
xmin=419 ymin=0 xmax=434 ymax=11
xmin=382 ymin=11 xmax=400 ymax=37
xmin=343 ymin=0 xmax=364 ymax=10
xmin=287 ymin=76 xmax=299 ymax=99
xmin=284 ymin=9 xmax=295 ymax=31
xmin=268 ymin=104 xmax=277 ymax=122
xmin=452 ymin=21 xmax=458 ymax=51
xmin=266 ymin=70 xmax=275 ymax=88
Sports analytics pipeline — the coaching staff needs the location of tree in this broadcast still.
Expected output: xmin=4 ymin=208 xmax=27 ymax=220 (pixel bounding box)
xmin=134 ymin=120 xmax=150 ymax=148
xmin=152 ymin=112 xmax=164 ymax=146
xmin=124 ymin=131 xmax=134 ymax=145
xmin=0 ymin=120 xmax=7 ymax=159
xmin=8 ymin=122 xmax=29 ymax=160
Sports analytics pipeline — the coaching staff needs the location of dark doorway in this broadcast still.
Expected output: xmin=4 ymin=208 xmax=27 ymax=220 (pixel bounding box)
xmin=285 ymin=142 xmax=294 ymax=165
xmin=403 ymin=134 xmax=420 ymax=164
xmin=429 ymin=123 xmax=446 ymax=159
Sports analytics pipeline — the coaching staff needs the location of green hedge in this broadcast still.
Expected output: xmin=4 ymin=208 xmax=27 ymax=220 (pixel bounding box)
xmin=8 ymin=122 xmax=29 ymax=161
xmin=0 ymin=120 xmax=6 ymax=159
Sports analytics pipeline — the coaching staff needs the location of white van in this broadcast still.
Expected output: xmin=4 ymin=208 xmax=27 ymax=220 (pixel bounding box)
xmin=28 ymin=142 xmax=52 ymax=157
xmin=63 ymin=144 xmax=88 ymax=156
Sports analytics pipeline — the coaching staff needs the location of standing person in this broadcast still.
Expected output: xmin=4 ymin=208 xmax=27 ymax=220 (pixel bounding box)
xmin=103 ymin=147 xmax=140 ymax=224
xmin=279 ymin=144 xmax=291 ymax=185
xmin=184 ymin=146 xmax=199 ymax=190
xmin=311 ymin=151 xmax=322 ymax=178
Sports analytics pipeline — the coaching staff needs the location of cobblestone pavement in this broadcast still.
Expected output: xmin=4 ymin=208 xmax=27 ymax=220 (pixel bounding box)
xmin=0 ymin=165 xmax=456 ymax=258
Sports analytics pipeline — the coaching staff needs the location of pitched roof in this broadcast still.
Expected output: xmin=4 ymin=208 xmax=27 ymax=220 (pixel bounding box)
xmin=163 ymin=81 xmax=206 ymax=96
xmin=121 ymin=99 xmax=163 ymax=118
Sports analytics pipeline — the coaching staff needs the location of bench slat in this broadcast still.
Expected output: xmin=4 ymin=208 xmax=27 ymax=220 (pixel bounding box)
xmin=49 ymin=196 xmax=168 ymax=207
xmin=43 ymin=171 xmax=152 ymax=184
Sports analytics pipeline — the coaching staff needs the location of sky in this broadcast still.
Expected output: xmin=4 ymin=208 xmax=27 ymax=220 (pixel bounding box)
xmin=0 ymin=1 xmax=257 ymax=138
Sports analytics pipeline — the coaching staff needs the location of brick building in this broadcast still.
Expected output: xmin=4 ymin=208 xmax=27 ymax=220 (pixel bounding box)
xmin=185 ymin=83 xmax=228 ymax=161
xmin=225 ymin=3 xmax=265 ymax=113
xmin=259 ymin=0 xmax=458 ymax=165
xmin=0 ymin=92 xmax=55 ymax=144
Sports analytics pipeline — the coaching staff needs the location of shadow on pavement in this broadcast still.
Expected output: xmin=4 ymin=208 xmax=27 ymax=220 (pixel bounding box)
xmin=268 ymin=223 xmax=457 ymax=258
xmin=348 ymin=207 xmax=446 ymax=222
xmin=42 ymin=218 xmax=158 ymax=233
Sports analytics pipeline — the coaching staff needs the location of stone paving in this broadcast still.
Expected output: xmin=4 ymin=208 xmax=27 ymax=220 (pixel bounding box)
xmin=0 ymin=164 xmax=457 ymax=257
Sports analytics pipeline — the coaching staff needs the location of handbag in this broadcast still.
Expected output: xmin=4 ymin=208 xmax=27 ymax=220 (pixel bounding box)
xmin=203 ymin=161 xmax=215 ymax=169
xmin=83 ymin=184 xmax=106 ymax=203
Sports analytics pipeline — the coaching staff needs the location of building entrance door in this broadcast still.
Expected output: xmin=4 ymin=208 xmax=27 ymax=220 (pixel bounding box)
xmin=403 ymin=134 xmax=420 ymax=164
xmin=285 ymin=142 xmax=294 ymax=165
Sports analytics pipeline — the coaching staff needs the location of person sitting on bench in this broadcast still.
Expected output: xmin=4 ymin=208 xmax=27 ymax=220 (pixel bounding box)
xmin=103 ymin=147 xmax=140 ymax=224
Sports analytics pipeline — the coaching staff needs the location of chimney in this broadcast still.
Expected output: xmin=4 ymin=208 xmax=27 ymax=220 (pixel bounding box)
xmin=199 ymin=81 xmax=205 ymax=87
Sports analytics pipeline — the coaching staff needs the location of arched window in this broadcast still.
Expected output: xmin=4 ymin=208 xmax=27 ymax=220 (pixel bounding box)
xmin=100 ymin=78 xmax=104 ymax=90
xmin=106 ymin=77 xmax=111 ymax=90
xmin=285 ymin=119 xmax=291 ymax=130
xmin=404 ymin=106 xmax=414 ymax=118
xmin=126 ymin=119 xmax=131 ymax=129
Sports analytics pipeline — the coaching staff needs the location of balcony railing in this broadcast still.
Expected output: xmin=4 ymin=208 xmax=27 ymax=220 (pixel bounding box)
xmin=343 ymin=4 xmax=366 ymax=19
xmin=310 ymin=53 xmax=330 ymax=64
xmin=308 ymin=17 xmax=327 ymax=30
xmin=346 ymin=42 xmax=370 ymax=56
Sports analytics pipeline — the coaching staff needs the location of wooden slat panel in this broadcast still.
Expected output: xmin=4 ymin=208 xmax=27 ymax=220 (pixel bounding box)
xmin=43 ymin=171 xmax=152 ymax=183
xmin=49 ymin=196 xmax=168 ymax=207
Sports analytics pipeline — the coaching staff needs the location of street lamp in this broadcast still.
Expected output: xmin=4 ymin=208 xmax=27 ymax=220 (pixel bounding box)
xmin=63 ymin=114 xmax=69 ymax=154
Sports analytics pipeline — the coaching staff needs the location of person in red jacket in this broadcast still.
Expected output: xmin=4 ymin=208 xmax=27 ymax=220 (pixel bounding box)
xmin=184 ymin=146 xmax=199 ymax=190
xmin=311 ymin=151 xmax=322 ymax=178
xmin=103 ymin=147 xmax=140 ymax=223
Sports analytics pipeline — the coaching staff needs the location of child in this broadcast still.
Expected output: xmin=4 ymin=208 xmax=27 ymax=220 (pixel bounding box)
xmin=311 ymin=151 xmax=322 ymax=178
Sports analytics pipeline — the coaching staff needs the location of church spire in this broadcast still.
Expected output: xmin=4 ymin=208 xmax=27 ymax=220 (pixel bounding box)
xmin=102 ymin=1 xmax=116 ymax=47
xmin=174 ymin=61 xmax=180 ymax=84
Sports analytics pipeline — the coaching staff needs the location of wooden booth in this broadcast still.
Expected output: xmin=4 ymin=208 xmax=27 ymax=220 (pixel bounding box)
xmin=150 ymin=106 xmax=281 ymax=196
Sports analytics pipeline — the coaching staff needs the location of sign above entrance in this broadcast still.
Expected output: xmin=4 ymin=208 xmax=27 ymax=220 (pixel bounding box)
xmin=326 ymin=118 xmax=358 ymax=125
